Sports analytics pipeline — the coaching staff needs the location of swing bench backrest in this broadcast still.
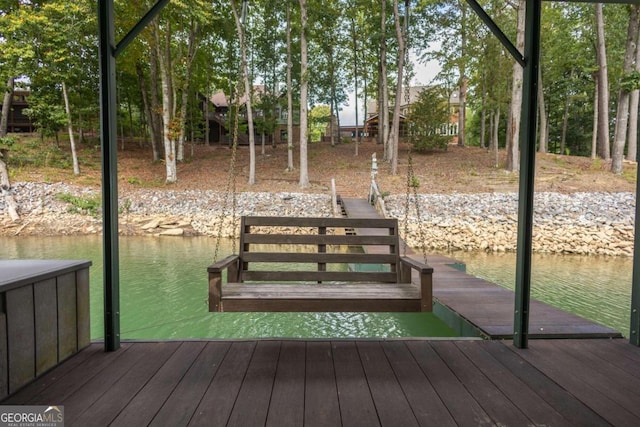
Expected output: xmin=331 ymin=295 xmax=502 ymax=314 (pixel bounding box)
xmin=208 ymin=216 xmax=434 ymax=312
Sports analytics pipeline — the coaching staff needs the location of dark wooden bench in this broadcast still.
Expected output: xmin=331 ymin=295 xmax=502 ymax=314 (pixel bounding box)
xmin=207 ymin=216 xmax=433 ymax=312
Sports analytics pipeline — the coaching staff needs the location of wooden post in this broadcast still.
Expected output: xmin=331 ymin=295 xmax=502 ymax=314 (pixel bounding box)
xmin=209 ymin=271 xmax=222 ymax=312
xmin=420 ymin=271 xmax=433 ymax=312
xmin=331 ymin=178 xmax=340 ymax=217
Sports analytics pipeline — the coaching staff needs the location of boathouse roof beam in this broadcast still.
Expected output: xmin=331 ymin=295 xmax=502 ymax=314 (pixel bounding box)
xmin=465 ymin=0 xmax=525 ymax=67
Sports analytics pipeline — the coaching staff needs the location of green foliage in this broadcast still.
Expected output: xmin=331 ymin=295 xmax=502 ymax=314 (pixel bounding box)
xmin=23 ymin=96 xmax=67 ymax=140
xmin=56 ymin=192 xmax=101 ymax=216
xmin=407 ymin=86 xmax=450 ymax=152
xmin=309 ymin=104 xmax=331 ymax=142
xmin=0 ymin=135 xmax=17 ymax=150
xmin=620 ymin=71 xmax=640 ymax=92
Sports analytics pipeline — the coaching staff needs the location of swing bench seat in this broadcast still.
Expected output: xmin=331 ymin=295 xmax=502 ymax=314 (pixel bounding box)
xmin=207 ymin=216 xmax=433 ymax=312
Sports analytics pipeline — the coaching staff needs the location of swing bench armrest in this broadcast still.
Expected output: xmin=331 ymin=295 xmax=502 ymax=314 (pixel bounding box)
xmin=399 ymin=256 xmax=433 ymax=274
xmin=208 ymin=254 xmax=241 ymax=273
xmin=208 ymin=255 xmax=241 ymax=312
xmin=399 ymin=256 xmax=434 ymax=312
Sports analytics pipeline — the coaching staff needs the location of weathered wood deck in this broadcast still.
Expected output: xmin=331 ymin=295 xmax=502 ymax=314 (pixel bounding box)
xmin=341 ymin=198 xmax=622 ymax=340
xmin=3 ymin=338 xmax=639 ymax=426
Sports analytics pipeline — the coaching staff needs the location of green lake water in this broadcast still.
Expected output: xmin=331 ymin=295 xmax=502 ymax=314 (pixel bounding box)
xmin=1 ymin=236 xmax=456 ymax=339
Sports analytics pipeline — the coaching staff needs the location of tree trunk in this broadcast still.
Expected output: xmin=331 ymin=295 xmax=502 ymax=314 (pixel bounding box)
xmin=627 ymin=27 xmax=640 ymax=162
xmin=592 ymin=73 xmax=599 ymax=159
xmin=148 ymin=41 xmax=163 ymax=161
xmin=506 ymin=0 xmax=525 ymax=172
xmin=380 ymin=0 xmax=390 ymax=160
xmin=0 ymin=154 xmax=19 ymax=221
xmin=137 ymin=63 xmax=160 ymax=161
xmin=286 ymin=2 xmax=294 ymax=172
xmin=0 ymin=77 xmax=13 ymax=137
xmin=493 ymin=107 xmax=500 ymax=168
xmin=156 ymin=20 xmax=177 ymax=183
xmin=457 ymin=0 xmax=467 ymax=147
xmin=204 ymin=89 xmax=211 ymax=146
xmin=62 ymin=82 xmax=80 ymax=175
xmin=537 ymin=67 xmax=548 ymax=153
xmin=179 ymin=20 xmax=199 ymax=162
xmin=596 ymin=3 xmax=611 ymax=160
xmin=299 ymin=0 xmax=309 ymax=188
xmin=612 ymin=5 xmax=639 ymax=173
xmin=351 ymin=16 xmax=359 ymax=154
xmin=480 ymin=71 xmax=486 ymax=149
xmin=389 ymin=0 xmax=406 ymax=175
xmin=560 ymin=91 xmax=571 ymax=155
xmin=231 ymin=1 xmax=256 ymax=185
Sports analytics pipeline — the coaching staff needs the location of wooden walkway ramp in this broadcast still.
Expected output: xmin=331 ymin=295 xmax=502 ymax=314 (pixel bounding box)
xmin=4 ymin=338 xmax=640 ymax=426
xmin=340 ymin=198 xmax=622 ymax=339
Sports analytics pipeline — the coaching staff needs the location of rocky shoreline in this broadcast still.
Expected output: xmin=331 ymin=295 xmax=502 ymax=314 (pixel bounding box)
xmin=1 ymin=182 xmax=636 ymax=257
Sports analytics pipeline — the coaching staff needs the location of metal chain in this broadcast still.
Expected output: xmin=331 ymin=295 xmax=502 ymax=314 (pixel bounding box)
xmin=404 ymin=149 xmax=428 ymax=263
xmin=212 ymin=80 xmax=242 ymax=262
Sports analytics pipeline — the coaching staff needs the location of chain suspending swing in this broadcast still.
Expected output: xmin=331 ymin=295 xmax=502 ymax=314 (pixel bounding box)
xmin=212 ymin=1 xmax=249 ymax=264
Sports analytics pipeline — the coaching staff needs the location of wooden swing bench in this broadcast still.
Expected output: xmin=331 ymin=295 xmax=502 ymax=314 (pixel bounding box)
xmin=207 ymin=216 xmax=433 ymax=312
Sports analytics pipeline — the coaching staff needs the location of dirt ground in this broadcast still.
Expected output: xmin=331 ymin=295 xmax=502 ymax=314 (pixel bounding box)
xmin=10 ymin=138 xmax=638 ymax=197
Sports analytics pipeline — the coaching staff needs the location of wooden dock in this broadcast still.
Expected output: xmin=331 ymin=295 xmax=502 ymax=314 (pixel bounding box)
xmin=3 ymin=338 xmax=640 ymax=426
xmin=340 ymin=197 xmax=622 ymax=339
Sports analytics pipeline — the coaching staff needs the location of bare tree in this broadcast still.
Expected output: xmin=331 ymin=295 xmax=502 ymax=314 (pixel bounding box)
xmin=612 ymin=5 xmax=639 ymax=173
xmin=627 ymin=26 xmax=640 ymax=162
xmin=299 ymin=0 xmax=309 ymax=188
xmin=506 ymin=0 xmax=525 ymax=172
xmin=389 ymin=0 xmax=407 ymax=175
xmin=231 ymin=0 xmax=256 ymax=184
xmin=62 ymin=82 xmax=80 ymax=175
xmin=0 ymin=78 xmax=13 ymax=137
xmin=286 ymin=2 xmax=294 ymax=172
xmin=596 ymin=3 xmax=610 ymax=160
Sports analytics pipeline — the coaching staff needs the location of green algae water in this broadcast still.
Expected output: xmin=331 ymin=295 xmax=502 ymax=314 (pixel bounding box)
xmin=437 ymin=250 xmax=633 ymax=337
xmin=1 ymin=236 xmax=456 ymax=339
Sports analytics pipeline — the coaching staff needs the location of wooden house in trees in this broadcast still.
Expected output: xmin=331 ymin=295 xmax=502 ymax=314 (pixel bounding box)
xmin=204 ymin=86 xmax=299 ymax=145
xmin=0 ymin=90 xmax=35 ymax=133
xmin=364 ymin=85 xmax=460 ymax=143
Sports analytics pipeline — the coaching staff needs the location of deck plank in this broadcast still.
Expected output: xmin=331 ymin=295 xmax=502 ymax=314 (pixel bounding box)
xmin=266 ymin=341 xmax=306 ymax=427
xmin=526 ymin=340 xmax=640 ymax=419
xmin=454 ymin=340 xmax=569 ymax=426
xmin=356 ymin=341 xmax=419 ymax=427
xmin=304 ymin=342 xmax=341 ymax=427
xmin=110 ymin=341 xmax=207 ymax=427
xmin=4 ymin=338 xmax=640 ymax=426
xmin=485 ymin=341 xmax=609 ymax=426
xmin=69 ymin=341 xmax=181 ymax=427
xmin=20 ymin=343 xmax=138 ymax=409
xmin=2 ymin=343 xmax=102 ymax=404
xmin=227 ymin=341 xmax=281 ymax=427
xmin=188 ymin=341 xmax=256 ymax=426
xmin=149 ymin=341 xmax=231 ymax=427
xmin=571 ymin=339 xmax=640 ymax=378
xmin=431 ymin=341 xmax=533 ymax=426
xmin=331 ymin=341 xmax=380 ymax=427
xmin=406 ymin=341 xmax=494 ymax=426
xmin=512 ymin=341 xmax=640 ymax=426
xmin=381 ymin=341 xmax=456 ymax=427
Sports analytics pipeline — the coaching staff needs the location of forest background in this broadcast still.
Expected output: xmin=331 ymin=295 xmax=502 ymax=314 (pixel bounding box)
xmin=1 ymin=0 xmax=639 ymax=197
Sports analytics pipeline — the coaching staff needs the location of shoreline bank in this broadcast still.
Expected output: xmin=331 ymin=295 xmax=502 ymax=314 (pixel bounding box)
xmin=1 ymin=182 xmax=635 ymax=257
